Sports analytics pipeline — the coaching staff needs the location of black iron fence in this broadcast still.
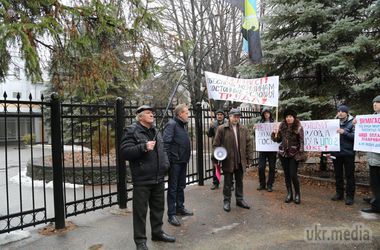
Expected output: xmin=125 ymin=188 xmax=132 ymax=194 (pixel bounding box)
xmin=0 ymin=93 xmax=260 ymax=234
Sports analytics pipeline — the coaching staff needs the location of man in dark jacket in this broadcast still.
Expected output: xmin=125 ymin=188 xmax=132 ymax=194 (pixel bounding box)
xmin=163 ymin=104 xmax=193 ymax=227
xmin=330 ymin=105 xmax=356 ymax=205
xmin=255 ymin=108 xmax=277 ymax=192
xmin=213 ymin=108 xmax=253 ymax=212
xmin=208 ymin=109 xmax=228 ymax=190
xmin=120 ymin=105 xmax=175 ymax=250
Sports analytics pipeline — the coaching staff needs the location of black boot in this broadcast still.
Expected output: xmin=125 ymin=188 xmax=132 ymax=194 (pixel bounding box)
xmin=294 ymin=182 xmax=301 ymax=204
xmin=285 ymin=178 xmax=293 ymax=203
xmin=285 ymin=186 xmax=293 ymax=203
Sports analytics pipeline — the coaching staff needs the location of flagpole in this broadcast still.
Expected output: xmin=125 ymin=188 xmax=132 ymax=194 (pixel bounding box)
xmin=275 ymin=106 xmax=279 ymax=138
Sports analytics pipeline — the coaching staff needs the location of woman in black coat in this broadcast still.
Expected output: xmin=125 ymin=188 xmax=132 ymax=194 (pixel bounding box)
xmin=271 ymin=109 xmax=305 ymax=204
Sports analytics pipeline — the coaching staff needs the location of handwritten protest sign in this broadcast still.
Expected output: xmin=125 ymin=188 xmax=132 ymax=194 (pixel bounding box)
xmin=205 ymin=71 xmax=279 ymax=107
xmin=301 ymin=120 xmax=340 ymax=152
xmin=255 ymin=123 xmax=280 ymax=151
xmin=354 ymin=114 xmax=380 ymax=153
xmin=255 ymin=120 xmax=340 ymax=152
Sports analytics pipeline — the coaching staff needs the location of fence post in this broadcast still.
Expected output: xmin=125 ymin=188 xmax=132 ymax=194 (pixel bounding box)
xmin=195 ymin=102 xmax=204 ymax=186
xmin=115 ymin=97 xmax=127 ymax=209
xmin=50 ymin=93 xmax=65 ymax=229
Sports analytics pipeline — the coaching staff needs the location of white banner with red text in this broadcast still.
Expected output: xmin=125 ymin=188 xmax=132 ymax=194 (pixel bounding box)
xmin=205 ymin=71 xmax=279 ymax=107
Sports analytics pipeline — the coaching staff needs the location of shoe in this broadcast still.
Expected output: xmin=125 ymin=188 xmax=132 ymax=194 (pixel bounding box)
xmin=176 ymin=208 xmax=194 ymax=216
xmin=363 ymin=197 xmax=373 ymax=204
xmin=331 ymin=194 xmax=344 ymax=201
xmin=257 ymin=185 xmax=266 ymax=191
xmin=345 ymin=197 xmax=354 ymax=205
xmin=210 ymin=183 xmax=219 ymax=190
xmin=267 ymin=185 xmax=273 ymax=192
xmin=168 ymin=215 xmax=181 ymax=226
xmin=361 ymin=207 xmax=380 ymax=214
xmin=236 ymin=200 xmax=250 ymax=209
xmin=223 ymin=201 xmax=231 ymax=212
xmin=136 ymin=242 xmax=148 ymax=250
xmin=152 ymin=232 xmax=176 ymax=242
xmin=294 ymin=193 xmax=301 ymax=204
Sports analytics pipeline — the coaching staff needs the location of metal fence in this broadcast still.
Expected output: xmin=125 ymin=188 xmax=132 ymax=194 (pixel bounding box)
xmin=0 ymin=93 xmax=260 ymax=234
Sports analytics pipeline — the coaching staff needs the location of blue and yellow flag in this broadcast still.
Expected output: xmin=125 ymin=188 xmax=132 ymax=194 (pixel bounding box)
xmin=242 ymin=0 xmax=262 ymax=64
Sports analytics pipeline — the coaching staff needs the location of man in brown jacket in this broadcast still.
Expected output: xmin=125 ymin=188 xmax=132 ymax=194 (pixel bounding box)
xmin=213 ymin=108 xmax=253 ymax=212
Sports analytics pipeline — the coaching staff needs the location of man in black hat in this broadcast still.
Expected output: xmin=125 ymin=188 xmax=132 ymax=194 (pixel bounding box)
xmin=213 ymin=108 xmax=253 ymax=212
xmin=361 ymin=95 xmax=380 ymax=214
xmin=329 ymin=105 xmax=356 ymax=205
xmin=120 ymin=105 xmax=175 ymax=250
xmin=208 ymin=109 xmax=228 ymax=190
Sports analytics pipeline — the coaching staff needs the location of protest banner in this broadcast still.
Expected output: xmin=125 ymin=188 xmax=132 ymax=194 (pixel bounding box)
xmin=354 ymin=114 xmax=380 ymax=153
xmin=255 ymin=123 xmax=280 ymax=151
xmin=255 ymin=120 xmax=340 ymax=152
xmin=205 ymin=71 xmax=279 ymax=107
xmin=301 ymin=119 xmax=340 ymax=152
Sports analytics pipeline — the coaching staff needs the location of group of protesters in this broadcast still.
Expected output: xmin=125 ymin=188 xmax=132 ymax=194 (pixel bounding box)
xmin=120 ymin=95 xmax=380 ymax=250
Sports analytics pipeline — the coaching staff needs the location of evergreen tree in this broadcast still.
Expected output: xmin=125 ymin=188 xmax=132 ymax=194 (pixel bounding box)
xmin=0 ymin=0 xmax=162 ymax=102
xmin=239 ymin=0 xmax=380 ymax=118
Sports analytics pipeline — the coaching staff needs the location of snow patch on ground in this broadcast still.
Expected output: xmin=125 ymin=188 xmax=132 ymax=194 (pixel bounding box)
xmin=211 ymin=223 xmax=240 ymax=234
xmin=0 ymin=230 xmax=30 ymax=246
xmin=360 ymin=211 xmax=379 ymax=220
xmin=10 ymin=169 xmax=82 ymax=189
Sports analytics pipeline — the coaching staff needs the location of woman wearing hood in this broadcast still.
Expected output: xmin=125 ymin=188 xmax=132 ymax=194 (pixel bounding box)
xmin=256 ymin=108 xmax=277 ymax=192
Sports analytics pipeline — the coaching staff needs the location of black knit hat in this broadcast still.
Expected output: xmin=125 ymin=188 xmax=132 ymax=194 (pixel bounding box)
xmin=283 ymin=109 xmax=297 ymax=119
xmin=337 ymin=105 xmax=349 ymax=114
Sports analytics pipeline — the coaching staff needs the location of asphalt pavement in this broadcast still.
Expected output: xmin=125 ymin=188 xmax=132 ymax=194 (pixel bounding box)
xmin=2 ymin=168 xmax=380 ymax=250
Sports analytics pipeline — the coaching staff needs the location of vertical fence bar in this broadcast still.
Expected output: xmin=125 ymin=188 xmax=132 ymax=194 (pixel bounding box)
xmin=115 ymin=98 xmax=127 ymax=209
xmin=28 ymin=94 xmax=36 ymax=223
xmin=16 ymin=93 xmax=23 ymax=227
xmin=50 ymin=93 xmax=65 ymax=229
xmin=41 ymin=95 xmax=47 ymax=221
xmin=195 ymin=102 xmax=204 ymax=186
xmin=3 ymin=92 xmax=11 ymax=231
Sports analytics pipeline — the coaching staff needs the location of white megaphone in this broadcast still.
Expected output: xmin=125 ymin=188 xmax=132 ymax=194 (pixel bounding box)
xmin=213 ymin=146 xmax=227 ymax=161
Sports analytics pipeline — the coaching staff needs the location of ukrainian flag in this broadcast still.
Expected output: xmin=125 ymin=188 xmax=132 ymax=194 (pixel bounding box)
xmin=242 ymin=0 xmax=262 ymax=64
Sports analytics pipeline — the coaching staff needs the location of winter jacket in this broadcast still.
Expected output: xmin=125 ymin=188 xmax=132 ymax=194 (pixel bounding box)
xmin=331 ymin=115 xmax=355 ymax=157
xmin=213 ymin=122 xmax=253 ymax=173
xmin=163 ymin=117 xmax=191 ymax=164
xmin=120 ymin=122 xmax=169 ymax=186
xmin=367 ymin=112 xmax=380 ymax=167
xmin=271 ymin=120 xmax=305 ymax=161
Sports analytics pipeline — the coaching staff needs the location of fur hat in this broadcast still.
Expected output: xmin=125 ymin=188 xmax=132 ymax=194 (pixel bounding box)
xmin=283 ymin=109 xmax=297 ymax=119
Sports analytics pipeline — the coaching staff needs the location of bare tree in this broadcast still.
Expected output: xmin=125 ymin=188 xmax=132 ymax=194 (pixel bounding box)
xmin=148 ymin=0 xmax=245 ymax=108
